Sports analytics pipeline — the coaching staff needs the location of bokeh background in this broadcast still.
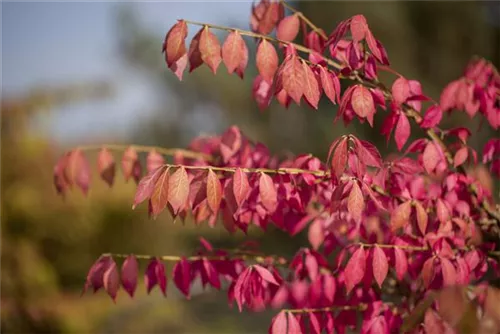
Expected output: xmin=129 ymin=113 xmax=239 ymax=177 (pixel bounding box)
xmin=2 ymin=1 xmax=499 ymax=333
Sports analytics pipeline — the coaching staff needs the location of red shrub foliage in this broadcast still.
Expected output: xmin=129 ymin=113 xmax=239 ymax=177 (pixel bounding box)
xmin=55 ymin=1 xmax=500 ymax=333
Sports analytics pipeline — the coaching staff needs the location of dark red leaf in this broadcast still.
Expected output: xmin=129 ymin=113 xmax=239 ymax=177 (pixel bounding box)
xmin=173 ymin=257 xmax=191 ymax=298
xmin=188 ymin=29 xmax=203 ymax=72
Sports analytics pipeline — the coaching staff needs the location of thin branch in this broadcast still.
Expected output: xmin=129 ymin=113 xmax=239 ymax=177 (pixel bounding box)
xmin=284 ymin=304 xmax=368 ymax=314
xmin=160 ymin=163 xmax=330 ymax=177
xmin=183 ymin=20 xmax=342 ymax=71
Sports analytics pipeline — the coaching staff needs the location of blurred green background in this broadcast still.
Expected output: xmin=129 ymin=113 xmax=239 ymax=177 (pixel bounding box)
xmin=1 ymin=1 xmax=499 ymax=333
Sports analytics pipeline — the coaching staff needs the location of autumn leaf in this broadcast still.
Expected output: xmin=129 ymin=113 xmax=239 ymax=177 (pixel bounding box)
xmin=347 ymin=181 xmax=364 ymax=222
xmin=344 ymin=246 xmax=366 ymax=293
xmin=256 ymin=39 xmax=278 ymax=82
xmin=390 ymin=200 xmax=411 ymax=231
xmin=199 ymin=26 xmax=222 ymax=74
xmin=206 ymin=169 xmax=222 ymax=214
xmin=168 ymin=167 xmax=189 ymax=215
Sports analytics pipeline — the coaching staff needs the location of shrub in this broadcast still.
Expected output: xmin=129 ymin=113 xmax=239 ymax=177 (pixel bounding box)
xmin=54 ymin=1 xmax=500 ymax=333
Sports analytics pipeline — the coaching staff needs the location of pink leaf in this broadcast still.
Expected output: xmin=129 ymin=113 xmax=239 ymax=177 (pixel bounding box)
xmin=232 ymin=168 xmax=250 ymax=207
xmin=347 ymin=181 xmax=364 ymax=222
xmin=199 ymin=26 xmax=222 ymax=74
xmin=440 ymin=258 xmax=456 ymax=287
xmin=253 ymin=265 xmax=279 ymax=285
xmin=423 ymin=141 xmax=439 ymax=174
xmin=121 ymin=255 xmax=138 ymax=298
xmin=277 ymin=14 xmax=300 ymax=42
xmin=259 ymin=173 xmax=278 ymax=213
xmin=97 ymin=148 xmax=115 ymax=187
xmin=302 ymin=62 xmax=320 ymax=109
xmin=168 ymin=167 xmax=189 ymax=215
xmin=395 ymin=113 xmax=410 ymax=151
xmin=344 ymin=246 xmax=366 ymax=293
xmin=420 ymin=105 xmax=443 ymax=129
xmin=319 ymin=66 xmax=338 ymax=104
xmin=256 ymin=39 xmax=279 ymax=82
xmin=393 ymin=248 xmax=408 ymax=280
xmin=372 ymin=246 xmax=388 ymax=288
xmin=351 ymin=85 xmax=375 ymax=119
xmin=222 ymin=31 xmax=247 ymax=75
xmin=390 ymin=201 xmax=412 ymax=231
xmin=103 ymin=260 xmax=120 ymax=302
xmin=453 ymin=146 xmax=469 ymax=167
xmin=287 ymin=313 xmax=302 ymax=334
xmin=350 ymin=15 xmax=368 ymax=42
xmin=392 ymin=77 xmax=411 ymax=105
xmin=269 ymin=311 xmax=287 ymax=334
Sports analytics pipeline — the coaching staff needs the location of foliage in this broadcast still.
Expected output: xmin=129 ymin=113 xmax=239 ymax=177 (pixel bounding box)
xmin=55 ymin=1 xmax=500 ymax=333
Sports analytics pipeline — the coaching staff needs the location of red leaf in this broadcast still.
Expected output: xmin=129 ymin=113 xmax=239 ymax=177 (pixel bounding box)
xmin=440 ymin=258 xmax=456 ymax=287
xmin=436 ymin=198 xmax=450 ymax=224
xmin=351 ymin=85 xmax=375 ymax=119
xmin=372 ymin=246 xmax=388 ymax=288
xmin=421 ymin=105 xmax=443 ymax=129
xmin=150 ymin=167 xmax=170 ymax=217
xmin=423 ymin=141 xmax=440 ymax=174
xmin=164 ymin=20 xmax=188 ymax=68
xmin=344 ymin=246 xmax=366 ymax=293
xmin=253 ymin=265 xmax=279 ymax=285
xmin=350 ymin=15 xmax=368 ymax=42
xmin=168 ymin=167 xmax=189 ymax=215
xmin=331 ymin=137 xmax=348 ymax=178
xmin=319 ymin=66 xmax=338 ymax=104
xmin=145 ymin=259 xmax=167 ymax=296
xmin=422 ymin=257 xmax=435 ymax=288
xmin=309 ymin=312 xmax=322 ymax=334
xmin=199 ymin=26 xmax=222 ymax=74
xmin=222 ymin=31 xmax=246 ymax=75
xmin=395 ymin=113 xmax=410 ymax=151
xmin=121 ymin=146 xmax=141 ymax=183
xmin=355 ymin=138 xmax=382 ymax=168
xmin=302 ymin=61 xmax=320 ymax=109
xmin=277 ymin=55 xmax=305 ymax=104
xmin=256 ymin=39 xmax=279 ymax=82
xmin=188 ymin=29 xmax=203 ymax=72
xmin=103 ymin=260 xmax=119 ymax=302
xmin=308 ymin=220 xmax=324 ymax=251
xmin=390 ymin=200 xmax=412 ymax=231
xmin=287 ymin=313 xmax=302 ymax=334
xmin=277 ymin=14 xmax=300 ymax=42
xmin=392 ymin=77 xmax=411 ymax=105
xmin=232 ymin=168 xmax=250 ymax=207
xmin=146 ymin=150 xmax=165 ymax=174
xmin=415 ymin=201 xmax=428 ymax=235
xmin=347 ymin=181 xmax=364 ymax=222
xmin=454 ymin=146 xmax=469 ymax=167
xmin=259 ymin=173 xmax=278 ymax=213
xmin=67 ymin=149 xmax=91 ymax=195
xmin=394 ymin=247 xmax=408 ymax=280
xmin=365 ymin=30 xmax=383 ymax=64
xmin=269 ymin=311 xmax=287 ymax=334
xmin=121 ymin=255 xmax=138 ymax=298
xmin=173 ymin=257 xmax=191 ymax=298
xmin=134 ymin=167 xmax=165 ymax=209
xmin=440 ymin=80 xmax=460 ymax=111
xmin=82 ymin=256 xmax=113 ymax=295
xmin=206 ymin=169 xmax=222 ymax=214
xmin=97 ymin=148 xmax=115 ymax=187
xmin=327 ymin=18 xmax=350 ymax=48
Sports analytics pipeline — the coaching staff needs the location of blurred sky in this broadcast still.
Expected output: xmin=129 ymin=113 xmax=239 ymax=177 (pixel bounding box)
xmin=2 ymin=1 xmax=251 ymax=143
